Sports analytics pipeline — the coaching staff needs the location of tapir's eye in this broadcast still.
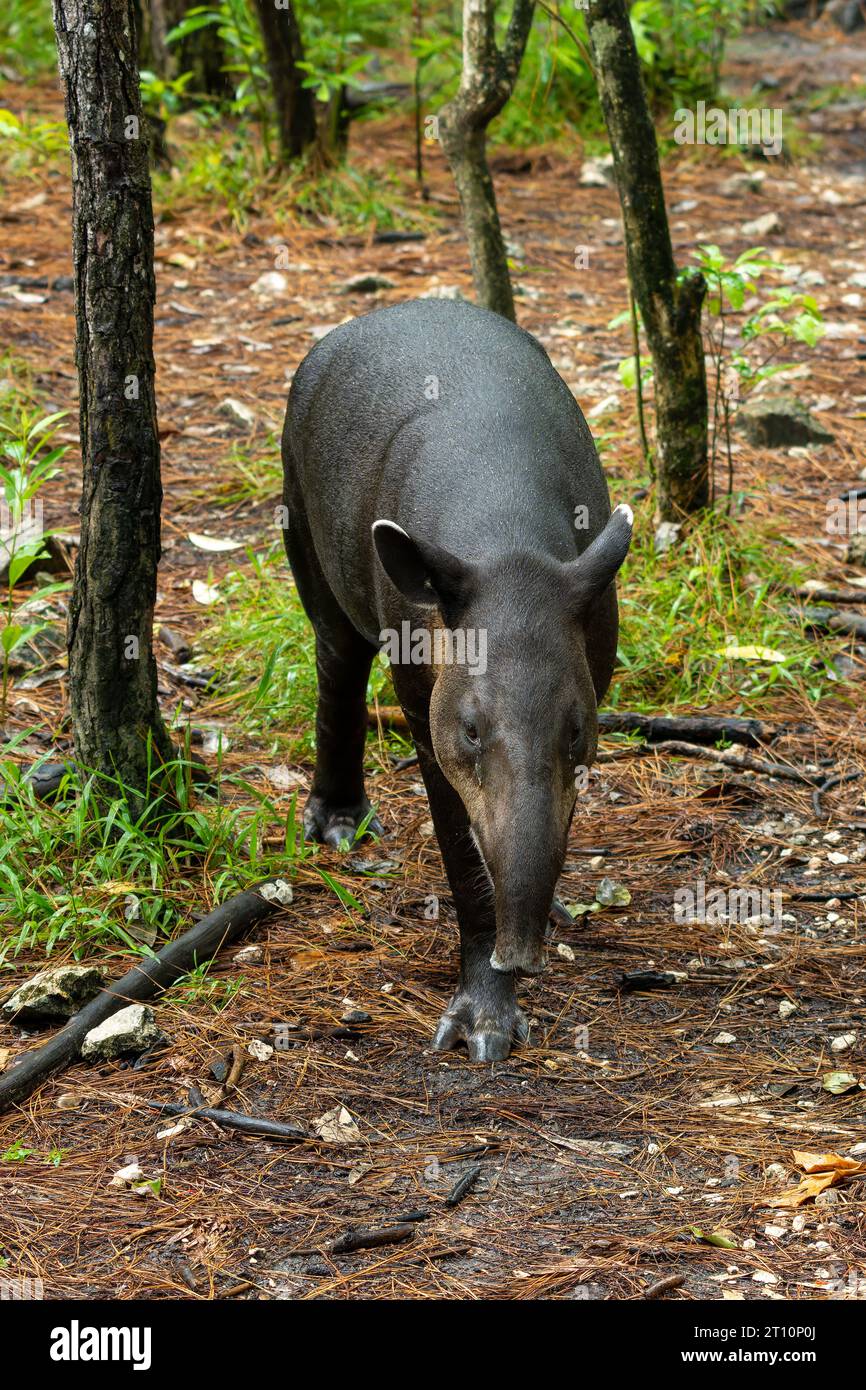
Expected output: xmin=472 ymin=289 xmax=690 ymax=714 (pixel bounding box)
xmin=463 ymin=720 xmax=481 ymax=749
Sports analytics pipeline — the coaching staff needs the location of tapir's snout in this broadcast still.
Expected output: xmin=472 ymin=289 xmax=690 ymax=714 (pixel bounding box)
xmin=475 ymin=776 xmax=573 ymax=982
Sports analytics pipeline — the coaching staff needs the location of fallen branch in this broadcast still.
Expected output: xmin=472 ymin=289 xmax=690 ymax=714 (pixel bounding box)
xmin=649 ymin=740 xmax=819 ymax=785
xmin=799 ymin=605 xmax=866 ymax=641
xmin=812 ymin=769 xmax=863 ymax=820
xmin=597 ymin=712 xmax=769 ymax=747
xmin=0 ymin=878 xmax=291 ymax=1114
xmin=641 ymin=1273 xmax=685 ymax=1300
xmin=331 ymin=1224 xmax=416 ymax=1255
xmin=778 ymin=584 xmax=866 ymax=606
xmin=142 ymin=1098 xmax=305 ymax=1141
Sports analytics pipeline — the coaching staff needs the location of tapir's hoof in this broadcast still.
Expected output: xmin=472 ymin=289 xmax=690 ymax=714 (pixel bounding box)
xmin=431 ymin=993 xmax=529 ymax=1063
xmin=303 ymin=794 xmax=383 ymax=849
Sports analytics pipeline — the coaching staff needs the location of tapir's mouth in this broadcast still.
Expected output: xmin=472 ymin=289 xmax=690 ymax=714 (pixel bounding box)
xmin=490 ymin=942 xmax=546 ymax=977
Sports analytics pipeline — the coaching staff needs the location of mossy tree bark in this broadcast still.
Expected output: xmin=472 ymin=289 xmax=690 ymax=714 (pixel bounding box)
xmin=53 ymin=0 xmax=174 ymax=810
xmin=252 ymin=0 xmax=317 ymax=163
xmin=439 ymin=0 xmax=536 ymax=321
xmin=587 ymin=0 xmax=709 ymax=519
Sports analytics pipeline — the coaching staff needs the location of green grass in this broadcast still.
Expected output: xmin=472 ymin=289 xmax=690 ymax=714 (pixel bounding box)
xmin=610 ymin=502 xmax=842 ymax=713
xmin=0 ymin=752 xmax=313 ymax=963
xmin=201 ymin=498 xmax=844 ymax=746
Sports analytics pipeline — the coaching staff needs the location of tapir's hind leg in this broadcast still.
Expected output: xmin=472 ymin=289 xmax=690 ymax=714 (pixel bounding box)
xmin=282 ymin=473 xmax=381 ymax=849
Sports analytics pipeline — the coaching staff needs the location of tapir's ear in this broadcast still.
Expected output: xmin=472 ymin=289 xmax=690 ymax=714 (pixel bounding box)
xmin=372 ymin=520 xmax=473 ymax=615
xmin=566 ymin=503 xmax=633 ymax=614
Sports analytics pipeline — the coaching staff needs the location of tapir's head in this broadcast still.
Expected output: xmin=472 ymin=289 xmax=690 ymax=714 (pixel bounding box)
xmin=372 ymin=505 xmax=633 ymax=978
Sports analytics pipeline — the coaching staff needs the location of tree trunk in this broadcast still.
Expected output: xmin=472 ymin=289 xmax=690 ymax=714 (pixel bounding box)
xmin=586 ymin=0 xmax=709 ymax=520
xmin=439 ymin=0 xmax=535 ymax=321
xmin=252 ymin=0 xmax=316 ymax=162
xmin=53 ymin=0 xmax=173 ymax=810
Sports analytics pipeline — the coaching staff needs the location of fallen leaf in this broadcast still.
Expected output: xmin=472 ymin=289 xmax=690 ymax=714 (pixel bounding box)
xmin=791 ymin=1150 xmax=866 ymax=1176
xmin=313 ymin=1104 xmax=361 ymax=1144
xmin=823 ymin=1070 xmax=858 ymax=1094
xmin=595 ymin=877 xmax=631 ymax=907
xmin=188 ymin=532 xmax=243 ymax=553
xmin=721 ymin=644 xmax=787 ymax=663
xmin=765 ymin=1173 xmax=836 ymax=1209
xmin=192 ymin=579 xmax=221 ymax=606
xmin=689 ymin=1226 xmax=738 ymax=1249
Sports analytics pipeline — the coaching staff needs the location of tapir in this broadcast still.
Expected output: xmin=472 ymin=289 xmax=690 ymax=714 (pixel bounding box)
xmin=281 ymin=298 xmax=632 ymax=1060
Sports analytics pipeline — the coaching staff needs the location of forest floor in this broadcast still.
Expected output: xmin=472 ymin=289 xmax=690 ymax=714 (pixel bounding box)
xmin=1 ymin=17 xmax=866 ymax=1300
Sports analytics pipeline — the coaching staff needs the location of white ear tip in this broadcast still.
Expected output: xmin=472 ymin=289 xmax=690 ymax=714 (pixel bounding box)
xmin=372 ymin=518 xmax=410 ymax=539
xmin=614 ymin=503 xmax=634 ymax=527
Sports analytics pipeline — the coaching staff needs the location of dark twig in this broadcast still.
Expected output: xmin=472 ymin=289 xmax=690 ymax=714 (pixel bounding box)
xmin=812 ymin=769 xmax=863 ymax=819
xmin=142 ymin=1099 xmax=305 ymax=1141
xmin=445 ymin=1162 xmax=482 ymax=1208
xmin=331 ymin=1224 xmax=416 ymax=1255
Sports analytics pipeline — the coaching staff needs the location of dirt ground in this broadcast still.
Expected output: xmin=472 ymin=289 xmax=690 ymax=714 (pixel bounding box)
xmin=1 ymin=18 xmax=866 ymax=1299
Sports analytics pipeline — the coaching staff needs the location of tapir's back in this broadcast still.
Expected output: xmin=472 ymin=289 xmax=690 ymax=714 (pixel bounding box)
xmin=284 ymin=298 xmax=612 ymax=627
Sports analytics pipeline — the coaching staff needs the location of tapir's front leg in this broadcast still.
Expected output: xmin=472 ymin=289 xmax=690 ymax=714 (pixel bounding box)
xmin=395 ymin=678 xmax=527 ymax=1061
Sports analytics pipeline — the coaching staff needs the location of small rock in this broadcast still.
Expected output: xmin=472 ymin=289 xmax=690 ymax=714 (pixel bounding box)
xmin=233 ymin=945 xmax=263 ymax=965
xmin=720 ymin=170 xmax=765 ymax=197
xmin=557 ymin=942 xmax=576 ymax=962
xmin=218 ymin=397 xmax=256 ymax=430
xmin=2 ymin=964 xmax=105 ymax=1024
xmin=830 ymin=1032 xmax=856 ymax=1053
xmin=339 ymin=273 xmax=396 ymax=294
xmin=764 ymin=1163 xmax=788 ymax=1182
xmin=419 ymin=284 xmax=465 ymax=300
xmin=654 ymin=521 xmax=682 ymax=554
xmin=714 ymin=1031 xmax=737 ymax=1045
xmin=739 ymin=395 xmax=835 ymax=448
xmin=846 ymin=534 xmax=866 ymax=567
xmin=249 ymin=271 xmax=288 ymax=296
xmin=109 ymin=1161 xmax=144 ymax=1188
xmin=779 ymin=999 xmax=798 ymax=1020
xmin=579 ymin=154 xmax=614 ymax=187
xmin=81 ymin=1004 xmax=165 ymax=1061
xmin=259 ymin=878 xmax=293 ymax=906
xmin=741 ymin=211 xmax=782 ymax=237
xmin=341 ymin=1008 xmax=372 ymax=1025
xmin=248 ymin=1039 xmax=273 ymax=1062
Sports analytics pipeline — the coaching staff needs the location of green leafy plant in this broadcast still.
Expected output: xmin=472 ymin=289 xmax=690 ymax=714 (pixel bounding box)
xmin=0 ymin=109 xmax=67 ymax=175
xmin=692 ymin=244 xmax=825 ymax=504
xmin=0 ymin=0 xmax=58 ymax=77
xmin=0 ymin=409 xmax=67 ymax=721
xmin=166 ymin=1 xmax=273 ymax=162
